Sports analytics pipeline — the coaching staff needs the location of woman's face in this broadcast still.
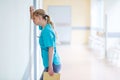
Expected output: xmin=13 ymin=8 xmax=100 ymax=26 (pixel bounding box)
xmin=33 ymin=15 xmax=42 ymax=25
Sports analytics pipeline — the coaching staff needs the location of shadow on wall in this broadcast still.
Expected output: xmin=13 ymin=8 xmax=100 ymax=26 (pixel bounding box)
xmin=22 ymin=60 xmax=31 ymax=80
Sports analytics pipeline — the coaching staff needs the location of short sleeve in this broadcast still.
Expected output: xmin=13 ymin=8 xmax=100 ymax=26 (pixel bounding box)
xmin=43 ymin=30 xmax=55 ymax=47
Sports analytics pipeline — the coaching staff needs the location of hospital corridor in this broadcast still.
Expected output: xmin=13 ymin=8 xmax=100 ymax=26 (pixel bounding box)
xmin=0 ymin=0 xmax=120 ymax=80
xmin=58 ymin=44 xmax=120 ymax=80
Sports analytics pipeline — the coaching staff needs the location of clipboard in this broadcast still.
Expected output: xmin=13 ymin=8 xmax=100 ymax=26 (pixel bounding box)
xmin=43 ymin=72 xmax=60 ymax=80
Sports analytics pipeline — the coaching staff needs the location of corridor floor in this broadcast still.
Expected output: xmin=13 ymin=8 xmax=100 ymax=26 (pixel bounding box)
xmin=57 ymin=44 xmax=120 ymax=80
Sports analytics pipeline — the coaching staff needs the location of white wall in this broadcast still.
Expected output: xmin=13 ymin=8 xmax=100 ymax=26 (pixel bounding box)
xmin=105 ymin=0 xmax=120 ymax=67
xmin=105 ymin=0 xmax=120 ymax=32
xmin=0 ymin=0 xmax=32 ymax=79
xmin=89 ymin=0 xmax=105 ymax=58
xmin=90 ymin=0 xmax=104 ymax=42
xmin=105 ymin=0 xmax=120 ymax=50
xmin=90 ymin=0 xmax=104 ymax=30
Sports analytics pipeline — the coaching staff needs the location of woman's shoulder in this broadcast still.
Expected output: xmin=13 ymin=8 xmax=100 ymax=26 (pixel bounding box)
xmin=45 ymin=24 xmax=54 ymax=32
xmin=42 ymin=27 xmax=53 ymax=34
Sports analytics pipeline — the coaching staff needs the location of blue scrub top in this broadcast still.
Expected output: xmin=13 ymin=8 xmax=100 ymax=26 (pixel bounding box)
xmin=39 ymin=24 xmax=61 ymax=68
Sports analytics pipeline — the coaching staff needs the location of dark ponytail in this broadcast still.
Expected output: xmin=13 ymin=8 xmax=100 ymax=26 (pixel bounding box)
xmin=43 ymin=15 xmax=54 ymax=29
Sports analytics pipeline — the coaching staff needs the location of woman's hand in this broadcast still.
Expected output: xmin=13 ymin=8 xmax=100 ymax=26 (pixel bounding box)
xmin=48 ymin=66 xmax=54 ymax=76
xmin=29 ymin=6 xmax=34 ymax=19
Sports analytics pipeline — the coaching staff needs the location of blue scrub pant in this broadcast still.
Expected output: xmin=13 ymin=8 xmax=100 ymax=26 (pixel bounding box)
xmin=40 ymin=64 xmax=61 ymax=80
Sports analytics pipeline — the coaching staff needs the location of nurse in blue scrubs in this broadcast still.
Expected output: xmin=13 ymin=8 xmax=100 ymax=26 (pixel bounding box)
xmin=30 ymin=7 xmax=61 ymax=80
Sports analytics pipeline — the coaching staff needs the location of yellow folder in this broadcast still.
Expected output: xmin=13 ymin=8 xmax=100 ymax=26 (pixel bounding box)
xmin=43 ymin=72 xmax=60 ymax=80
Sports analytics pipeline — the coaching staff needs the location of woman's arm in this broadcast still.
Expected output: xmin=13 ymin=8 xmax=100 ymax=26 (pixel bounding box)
xmin=48 ymin=47 xmax=54 ymax=76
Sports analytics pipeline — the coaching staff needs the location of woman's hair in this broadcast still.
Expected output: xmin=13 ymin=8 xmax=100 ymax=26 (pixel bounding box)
xmin=33 ymin=9 xmax=58 ymax=38
xmin=33 ymin=9 xmax=54 ymax=29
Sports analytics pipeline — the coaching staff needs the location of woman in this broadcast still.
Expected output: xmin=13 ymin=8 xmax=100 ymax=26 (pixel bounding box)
xmin=30 ymin=6 xmax=61 ymax=80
